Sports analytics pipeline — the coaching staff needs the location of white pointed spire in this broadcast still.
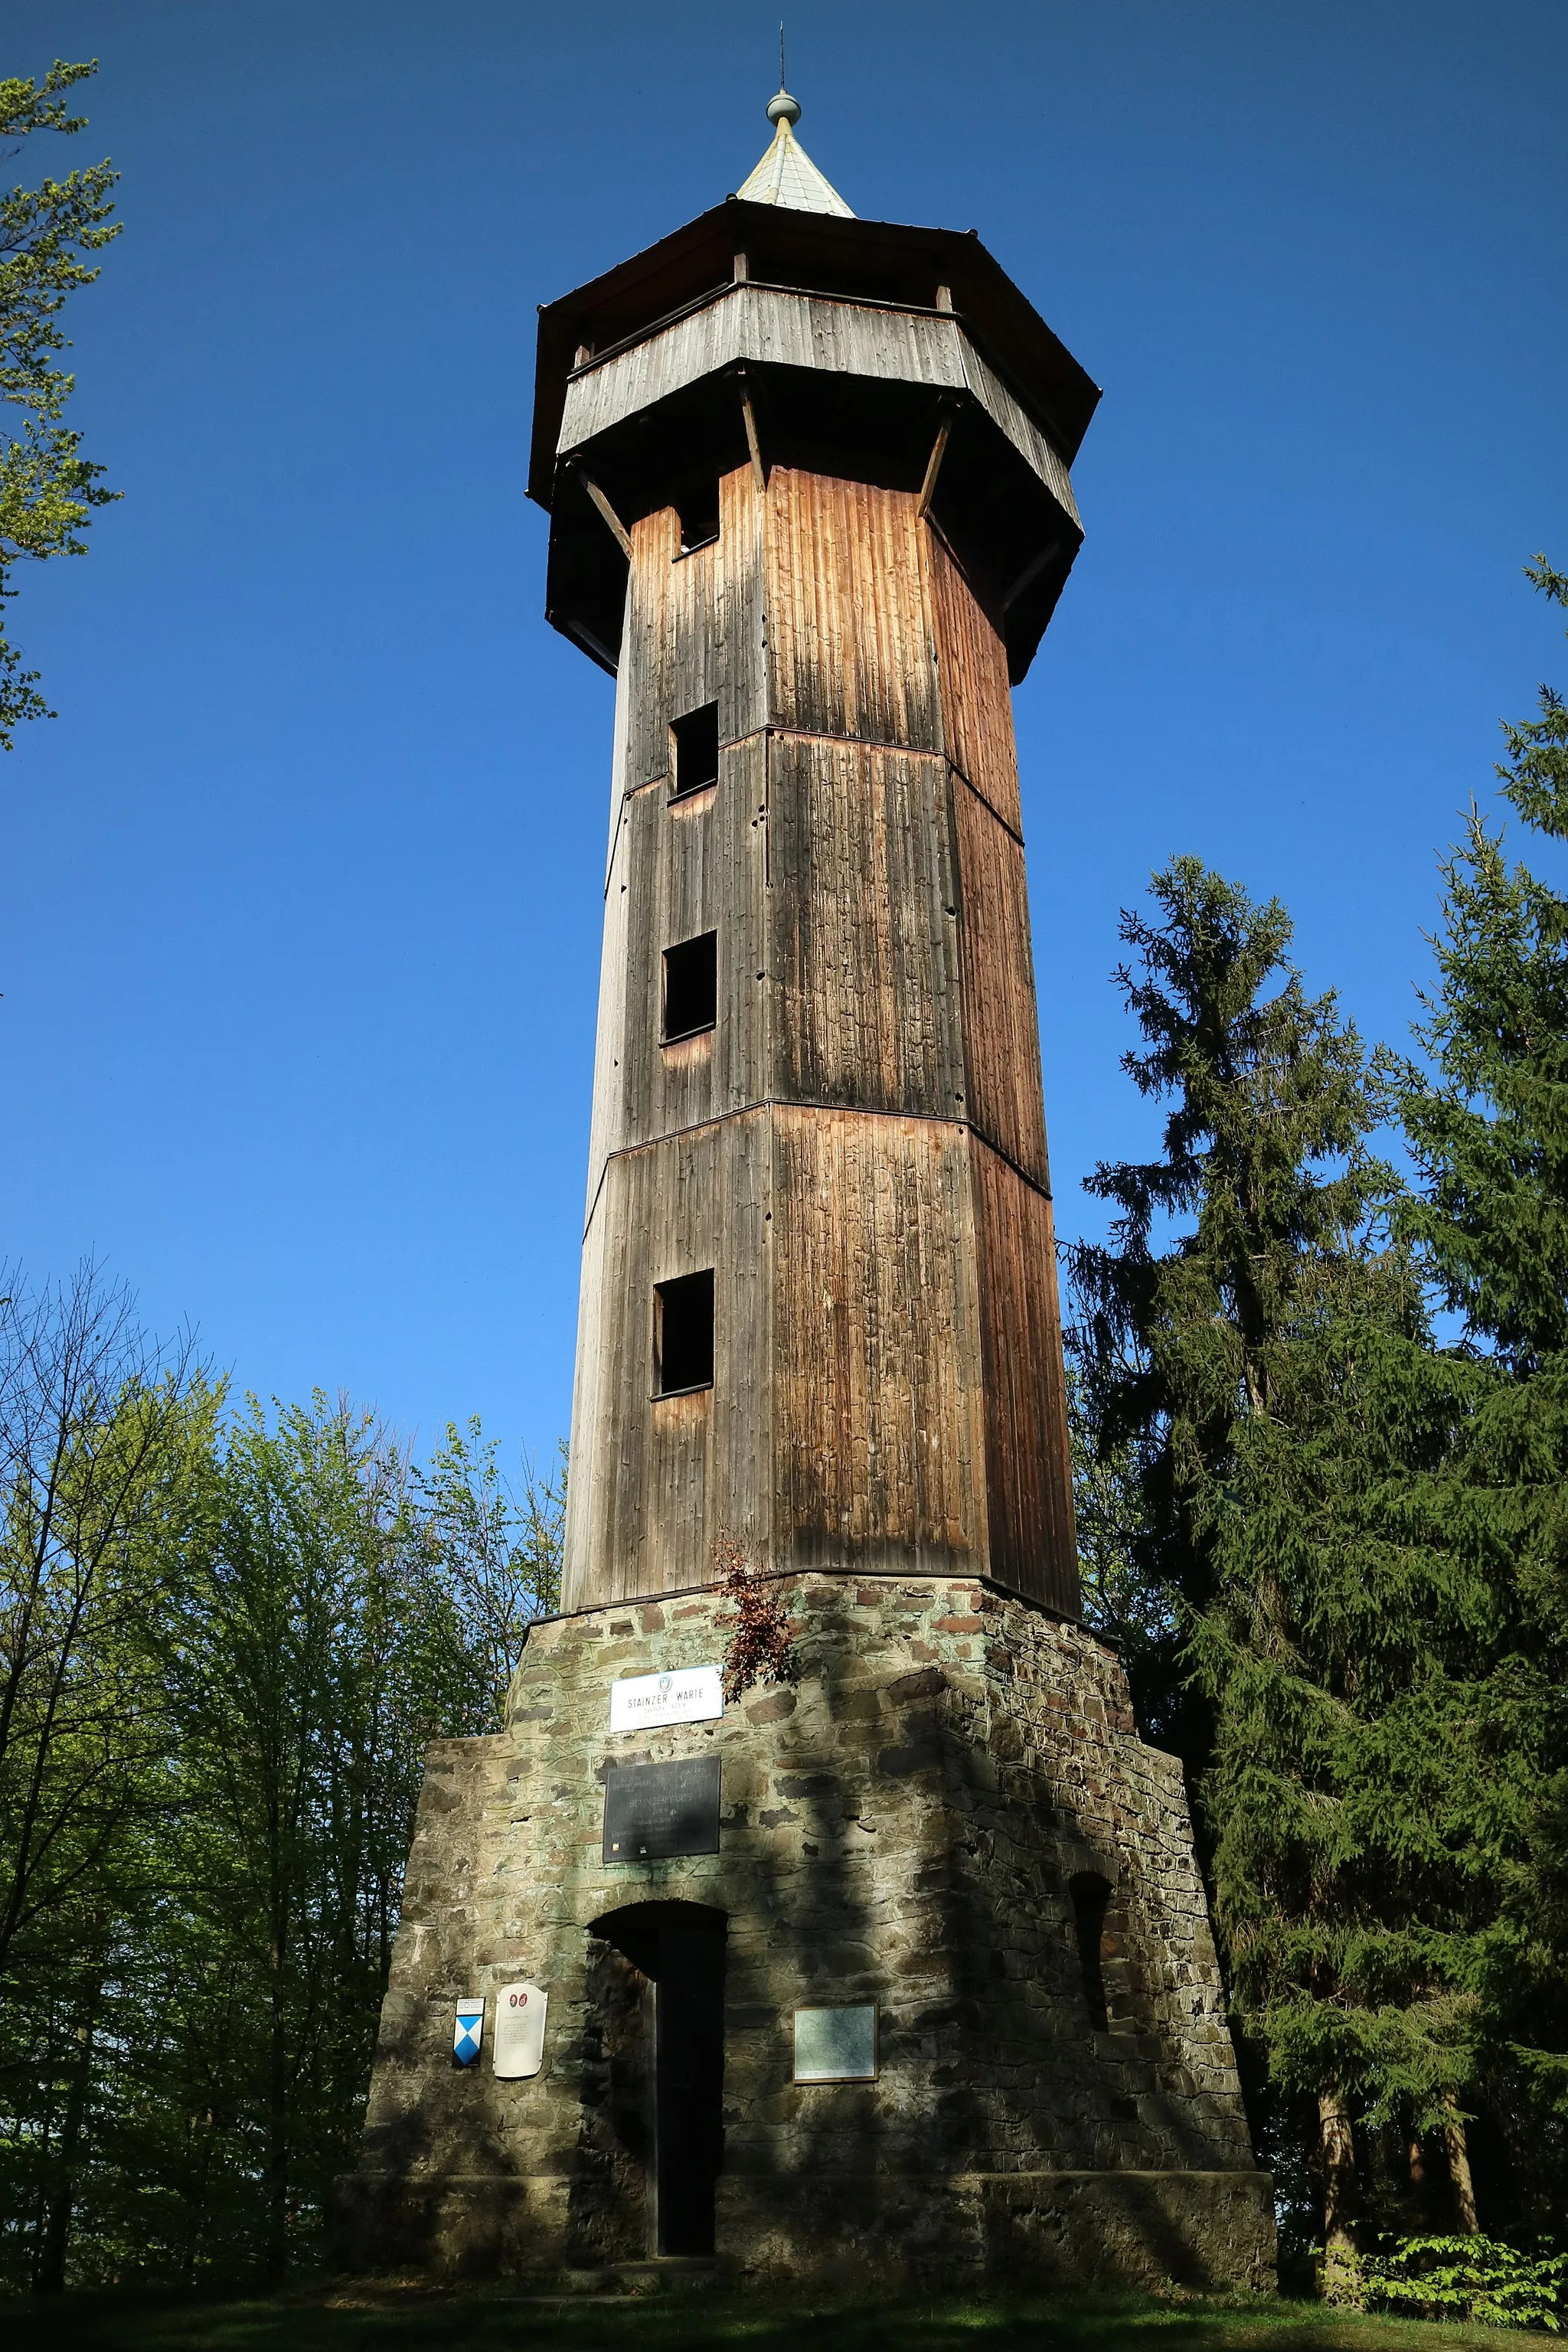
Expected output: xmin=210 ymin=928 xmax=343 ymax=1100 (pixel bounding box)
xmin=737 ymin=85 xmax=854 ymax=217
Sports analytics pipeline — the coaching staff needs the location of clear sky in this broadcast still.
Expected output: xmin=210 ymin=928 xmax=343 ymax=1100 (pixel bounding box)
xmin=4 ymin=2 xmax=1566 ymax=1468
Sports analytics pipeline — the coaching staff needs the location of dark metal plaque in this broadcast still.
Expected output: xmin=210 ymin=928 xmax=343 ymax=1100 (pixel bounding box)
xmin=603 ymin=1756 xmax=721 ymax=1863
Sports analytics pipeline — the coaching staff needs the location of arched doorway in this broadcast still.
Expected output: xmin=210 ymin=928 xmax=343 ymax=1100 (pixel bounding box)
xmin=586 ymin=1900 xmax=727 ymax=2257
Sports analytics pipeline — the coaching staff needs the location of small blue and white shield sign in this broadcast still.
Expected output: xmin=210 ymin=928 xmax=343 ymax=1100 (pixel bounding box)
xmin=453 ymin=1998 xmax=485 ymax=2066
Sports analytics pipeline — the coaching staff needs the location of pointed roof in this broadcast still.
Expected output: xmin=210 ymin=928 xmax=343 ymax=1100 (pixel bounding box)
xmin=736 ymin=88 xmax=854 ymax=218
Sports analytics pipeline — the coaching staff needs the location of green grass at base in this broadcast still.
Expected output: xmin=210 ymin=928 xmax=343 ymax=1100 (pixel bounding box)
xmin=0 ymin=2283 xmax=1543 ymax=2352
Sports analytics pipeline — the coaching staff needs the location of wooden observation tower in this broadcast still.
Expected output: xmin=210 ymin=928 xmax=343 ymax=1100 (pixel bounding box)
xmin=342 ymin=88 xmax=1276 ymax=2291
xmin=550 ymin=92 xmax=1084 ymax=1619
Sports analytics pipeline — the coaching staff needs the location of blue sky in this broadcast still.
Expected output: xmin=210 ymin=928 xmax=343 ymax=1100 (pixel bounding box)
xmin=3 ymin=1 xmax=1565 ymax=1467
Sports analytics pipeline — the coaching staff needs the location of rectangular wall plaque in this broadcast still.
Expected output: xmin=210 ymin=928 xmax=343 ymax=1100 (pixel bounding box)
xmin=603 ymin=1756 xmax=722 ymax=1862
xmin=793 ymin=2003 xmax=878 ymax=2082
xmin=492 ymin=1981 xmax=548 ymax=2079
xmin=610 ymin=1664 xmax=724 ymax=1733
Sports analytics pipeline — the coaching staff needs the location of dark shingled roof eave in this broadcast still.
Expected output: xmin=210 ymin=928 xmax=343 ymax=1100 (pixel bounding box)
xmin=528 ymin=197 xmax=1100 ymax=511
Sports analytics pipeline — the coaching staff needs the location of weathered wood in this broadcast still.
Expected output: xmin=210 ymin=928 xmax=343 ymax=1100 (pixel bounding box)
xmin=600 ymin=734 xmax=768 ymax=1168
xmin=563 ymin=1110 xmax=772 ymax=1611
xmin=557 ymin=285 xmax=1082 ymax=527
xmin=561 ymin=288 xmax=969 ymax=451
xmin=769 ymin=1106 xmax=987 ymax=1574
xmin=925 ymin=527 xmax=1022 ymax=833
xmin=738 ymin=374 xmax=766 ymax=493
xmin=622 ymin=468 xmax=766 ymax=791
xmin=952 ymin=776 xmax=1050 ymax=1185
xmin=577 ymin=467 xmax=632 ymax=557
xmin=565 ymin=459 xmax=1080 ymax=1616
xmin=766 ymin=734 xmax=964 ymax=1119
xmin=971 ymin=1144 xmax=1079 ymax=1612
xmin=765 ymin=471 xmax=942 ymax=752
xmin=916 ymin=408 xmax=955 ymax=521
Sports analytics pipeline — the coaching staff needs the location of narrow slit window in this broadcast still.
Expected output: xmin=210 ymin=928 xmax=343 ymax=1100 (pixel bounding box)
xmin=662 ymin=931 xmax=717 ymax=1041
xmin=670 ymin=702 xmax=720 ymax=800
xmin=1069 ymin=1872 xmax=1110 ymax=2033
xmin=676 ymin=481 xmax=720 ymax=554
xmin=655 ymin=1270 xmax=714 ymax=1396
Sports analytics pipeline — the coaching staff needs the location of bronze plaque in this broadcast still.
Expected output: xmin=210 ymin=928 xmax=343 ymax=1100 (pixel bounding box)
xmin=603 ymin=1756 xmax=721 ymax=1862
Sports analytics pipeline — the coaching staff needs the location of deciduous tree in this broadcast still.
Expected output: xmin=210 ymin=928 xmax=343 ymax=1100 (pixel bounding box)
xmin=0 ymin=60 xmax=120 ymax=749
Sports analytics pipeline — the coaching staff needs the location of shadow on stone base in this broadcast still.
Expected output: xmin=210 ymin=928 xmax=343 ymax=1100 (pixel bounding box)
xmin=333 ymin=2169 xmax=569 ymax=2281
xmin=721 ymin=2169 xmax=1276 ymax=2292
xmin=335 ymin=2165 xmax=1275 ymax=2292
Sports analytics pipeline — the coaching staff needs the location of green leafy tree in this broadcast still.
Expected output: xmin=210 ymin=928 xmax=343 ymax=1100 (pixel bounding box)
xmin=0 ymin=60 xmax=120 ymax=748
xmin=415 ymin=1420 xmax=565 ymax=1722
xmin=1067 ymin=860 xmax=1523 ymax=2268
xmin=0 ymin=1263 xmax=207 ymax=1994
xmin=0 ymin=1280 xmax=568 ymax=2285
xmin=149 ymin=1394 xmax=479 ymax=2282
xmin=1067 ymin=858 xmax=1386 ymax=1759
xmin=0 ymin=1264 xmax=214 ymax=2291
xmin=1393 ymin=556 xmax=1568 ymax=2146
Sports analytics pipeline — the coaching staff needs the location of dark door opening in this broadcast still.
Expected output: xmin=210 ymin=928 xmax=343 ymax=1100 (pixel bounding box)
xmin=589 ymin=1901 xmax=726 ymax=2256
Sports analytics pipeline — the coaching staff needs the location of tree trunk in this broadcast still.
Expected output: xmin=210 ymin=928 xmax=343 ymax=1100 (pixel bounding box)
xmin=266 ymin=1942 xmax=289 ymax=2282
xmin=1406 ymin=2115 xmax=1430 ymax=2227
xmin=33 ymin=1962 xmax=102 ymax=2292
xmin=1319 ymin=2088 xmax=1357 ymax=2252
xmin=1407 ymin=2124 xmax=1426 ymax=2190
xmin=1442 ymin=2090 xmax=1478 ymax=2233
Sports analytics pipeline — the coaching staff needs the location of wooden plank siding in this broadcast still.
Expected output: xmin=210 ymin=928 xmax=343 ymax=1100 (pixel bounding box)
xmin=608 ymin=736 xmax=768 ymax=1162
xmin=766 ymin=735 xmax=964 ymax=1119
xmin=950 ymin=779 xmax=1050 ymax=1187
xmin=562 ymin=462 xmax=1079 ymax=1616
xmin=562 ymin=1112 xmax=772 ymax=1610
xmin=970 ymin=1144 xmax=1080 ymax=1613
xmin=621 ymin=468 xmax=766 ymax=791
xmin=765 ymin=471 xmax=943 ymax=753
xmin=560 ymin=290 xmax=972 ymax=453
xmin=924 ymin=528 xmax=1022 ymax=833
xmin=769 ymin=1106 xmax=987 ymax=1575
xmin=557 ymin=286 xmax=1083 ymax=533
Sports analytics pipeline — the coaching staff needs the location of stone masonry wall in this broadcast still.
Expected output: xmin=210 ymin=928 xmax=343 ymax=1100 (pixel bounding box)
xmin=341 ymin=1574 xmax=1275 ymax=2288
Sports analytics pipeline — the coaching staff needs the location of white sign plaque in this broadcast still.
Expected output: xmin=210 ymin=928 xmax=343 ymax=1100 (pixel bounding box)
xmin=492 ymin=1981 xmax=548 ymax=2079
xmin=793 ymin=2004 xmax=878 ymax=2082
xmin=609 ymin=1664 xmax=724 ymax=1733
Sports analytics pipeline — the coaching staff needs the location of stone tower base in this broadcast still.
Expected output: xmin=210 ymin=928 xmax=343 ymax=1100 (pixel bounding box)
xmin=339 ymin=1575 xmax=1275 ymax=2291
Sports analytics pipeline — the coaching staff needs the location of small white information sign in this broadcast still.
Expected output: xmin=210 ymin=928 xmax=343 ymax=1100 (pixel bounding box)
xmin=609 ymin=1664 xmax=724 ymax=1733
xmin=793 ymin=2004 xmax=878 ymax=2083
xmin=492 ymin=1981 xmax=548 ymax=2079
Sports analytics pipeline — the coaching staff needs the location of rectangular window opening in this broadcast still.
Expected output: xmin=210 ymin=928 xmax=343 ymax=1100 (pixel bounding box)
xmin=669 ymin=701 xmax=720 ymax=801
xmin=676 ymin=480 xmax=720 ymax=554
xmin=662 ymin=931 xmax=717 ymax=1042
xmin=655 ymin=1269 xmax=714 ymax=1396
xmin=1070 ymin=1871 xmax=1111 ymax=2033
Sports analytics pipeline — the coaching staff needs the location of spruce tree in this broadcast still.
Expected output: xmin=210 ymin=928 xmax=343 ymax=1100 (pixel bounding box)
xmin=1394 ymin=557 xmax=1568 ymax=2143
xmin=1068 ymin=858 xmax=1386 ymax=1757
xmin=1070 ymin=859 xmax=1514 ymax=2266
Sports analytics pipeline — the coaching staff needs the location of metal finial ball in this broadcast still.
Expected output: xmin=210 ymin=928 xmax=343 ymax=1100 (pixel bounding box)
xmin=767 ymin=87 xmax=802 ymax=128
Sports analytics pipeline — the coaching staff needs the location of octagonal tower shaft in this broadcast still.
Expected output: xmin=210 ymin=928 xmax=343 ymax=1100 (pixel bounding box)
xmin=562 ymin=459 xmax=1079 ymax=1614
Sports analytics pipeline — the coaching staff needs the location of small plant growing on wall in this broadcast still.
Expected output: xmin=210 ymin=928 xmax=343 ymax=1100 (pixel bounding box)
xmin=713 ymin=1533 xmax=793 ymax=1699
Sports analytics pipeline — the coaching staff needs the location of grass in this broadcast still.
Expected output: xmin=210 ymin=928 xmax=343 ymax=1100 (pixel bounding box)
xmin=0 ymin=2280 xmax=1547 ymax=2352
